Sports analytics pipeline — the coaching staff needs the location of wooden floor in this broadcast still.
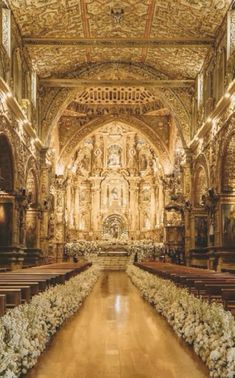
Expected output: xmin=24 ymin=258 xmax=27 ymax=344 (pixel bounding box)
xmin=27 ymin=272 xmax=209 ymax=378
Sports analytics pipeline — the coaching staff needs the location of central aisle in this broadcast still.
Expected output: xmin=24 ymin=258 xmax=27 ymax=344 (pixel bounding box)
xmin=27 ymin=272 xmax=209 ymax=378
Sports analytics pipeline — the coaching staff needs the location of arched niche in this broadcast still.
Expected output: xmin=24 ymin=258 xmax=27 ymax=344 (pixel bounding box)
xmin=25 ymin=168 xmax=38 ymax=249
xmin=0 ymin=134 xmax=14 ymax=192
xmin=103 ymin=214 xmax=127 ymax=239
xmin=222 ymin=133 xmax=235 ymax=193
xmin=194 ymin=165 xmax=208 ymax=207
xmin=0 ymin=134 xmax=14 ymax=246
xmin=26 ymin=169 xmax=38 ymax=207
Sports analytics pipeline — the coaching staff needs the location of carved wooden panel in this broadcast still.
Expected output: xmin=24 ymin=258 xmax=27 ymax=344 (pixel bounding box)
xmin=8 ymin=0 xmax=229 ymax=78
xmin=222 ymin=133 xmax=235 ymax=193
xmin=194 ymin=166 xmax=207 ymax=207
xmin=8 ymin=0 xmax=84 ymax=38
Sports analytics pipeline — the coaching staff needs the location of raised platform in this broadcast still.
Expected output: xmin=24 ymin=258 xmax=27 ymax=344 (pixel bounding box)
xmin=99 ymin=251 xmax=128 ymax=257
xmin=96 ymin=251 xmax=130 ymax=270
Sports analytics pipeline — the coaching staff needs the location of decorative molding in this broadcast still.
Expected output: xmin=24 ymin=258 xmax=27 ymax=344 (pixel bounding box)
xmin=58 ymin=116 xmax=173 ymax=175
xmin=0 ymin=77 xmax=44 ymax=149
xmin=40 ymin=78 xmax=195 ymax=89
xmin=23 ymin=37 xmax=214 ymax=48
xmin=190 ymin=79 xmax=235 ymax=150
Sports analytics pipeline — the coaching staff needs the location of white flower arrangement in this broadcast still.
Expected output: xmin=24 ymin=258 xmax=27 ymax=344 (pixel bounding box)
xmin=0 ymin=266 xmax=100 ymax=377
xmin=127 ymin=265 xmax=235 ymax=378
xmin=65 ymin=239 xmax=164 ymax=262
xmin=65 ymin=240 xmax=99 ymax=258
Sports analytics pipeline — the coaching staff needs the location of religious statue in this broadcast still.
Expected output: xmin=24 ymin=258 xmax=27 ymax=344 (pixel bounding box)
xmin=48 ymin=213 xmax=55 ymax=239
xmin=108 ymin=145 xmax=121 ymax=167
xmin=110 ymin=222 xmax=119 ymax=238
xmin=140 ymin=154 xmax=148 ymax=171
xmin=81 ymin=154 xmax=90 ymax=172
xmin=111 ymin=187 xmax=118 ymax=200
xmin=94 ymin=148 xmax=103 ymax=171
xmin=127 ymin=147 xmax=137 ymax=171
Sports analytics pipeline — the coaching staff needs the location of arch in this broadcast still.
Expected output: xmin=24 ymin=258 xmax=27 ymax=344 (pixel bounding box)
xmin=0 ymin=133 xmax=15 ymax=247
xmin=216 ymin=116 xmax=235 ymax=193
xmin=0 ymin=133 xmax=14 ymax=192
xmin=103 ymin=213 xmax=127 ymax=239
xmin=193 ymin=155 xmax=209 ymax=207
xmin=25 ymin=157 xmax=39 ymax=203
xmin=26 ymin=169 xmax=38 ymax=207
xmin=58 ymin=116 xmax=172 ymax=174
xmin=25 ymin=157 xmax=40 ymax=249
xmin=41 ymin=62 xmax=191 ymax=149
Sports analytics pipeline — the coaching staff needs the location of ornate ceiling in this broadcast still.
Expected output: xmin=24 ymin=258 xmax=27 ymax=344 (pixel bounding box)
xmin=9 ymin=0 xmax=231 ymax=79
xmin=7 ymin=0 xmax=232 ymax=161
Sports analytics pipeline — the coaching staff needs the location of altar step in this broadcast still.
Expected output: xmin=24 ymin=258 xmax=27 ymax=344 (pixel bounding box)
xmin=96 ymin=255 xmax=130 ymax=271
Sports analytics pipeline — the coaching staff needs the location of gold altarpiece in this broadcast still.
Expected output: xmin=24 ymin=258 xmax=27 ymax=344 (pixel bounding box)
xmin=61 ymin=122 xmax=164 ymax=242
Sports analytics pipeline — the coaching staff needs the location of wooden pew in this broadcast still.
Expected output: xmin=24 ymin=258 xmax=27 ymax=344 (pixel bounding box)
xmin=222 ymin=289 xmax=235 ymax=314
xmin=0 ymin=281 xmax=39 ymax=296
xmin=0 ymin=288 xmax=21 ymax=308
xmin=205 ymin=283 xmax=235 ymax=303
xmin=0 ymin=276 xmax=48 ymax=291
xmin=0 ymin=274 xmax=54 ymax=286
xmin=135 ymin=261 xmax=235 ymax=314
xmin=0 ymin=278 xmax=46 ymax=292
xmin=0 ymin=294 xmax=6 ymax=316
xmin=0 ymin=285 xmax=31 ymax=303
xmin=0 ymin=262 xmax=92 ymax=315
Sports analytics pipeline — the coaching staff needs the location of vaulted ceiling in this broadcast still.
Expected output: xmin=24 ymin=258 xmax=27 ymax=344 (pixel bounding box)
xmin=7 ymin=0 xmax=232 ymax=163
xmin=9 ymin=0 xmax=231 ymax=79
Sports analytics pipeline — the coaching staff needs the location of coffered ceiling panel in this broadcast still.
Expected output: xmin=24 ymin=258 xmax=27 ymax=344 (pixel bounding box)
xmin=27 ymin=44 xmax=208 ymax=79
xmin=8 ymin=0 xmax=231 ymax=79
xmin=150 ymin=0 xmax=230 ymax=39
xmin=28 ymin=46 xmax=88 ymax=77
xmin=9 ymin=0 xmax=230 ymax=40
xmin=87 ymin=0 xmax=150 ymax=38
xmin=146 ymin=47 xmax=209 ymax=79
xmin=9 ymin=0 xmax=84 ymax=37
xmin=91 ymin=47 xmax=142 ymax=64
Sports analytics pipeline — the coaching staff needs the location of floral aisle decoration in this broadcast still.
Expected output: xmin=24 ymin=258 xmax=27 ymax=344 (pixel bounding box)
xmin=127 ymin=265 xmax=235 ymax=378
xmin=65 ymin=240 xmax=99 ymax=259
xmin=0 ymin=265 xmax=100 ymax=378
xmin=65 ymin=239 xmax=164 ymax=262
xmin=127 ymin=240 xmax=164 ymax=261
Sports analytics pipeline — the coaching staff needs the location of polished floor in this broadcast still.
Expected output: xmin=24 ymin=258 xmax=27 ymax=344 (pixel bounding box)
xmin=27 ymin=272 xmax=209 ymax=378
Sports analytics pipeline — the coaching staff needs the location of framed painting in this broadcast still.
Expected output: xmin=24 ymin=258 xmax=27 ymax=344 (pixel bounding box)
xmin=222 ymin=204 xmax=235 ymax=247
xmin=0 ymin=203 xmax=12 ymax=246
xmin=195 ymin=216 xmax=208 ymax=248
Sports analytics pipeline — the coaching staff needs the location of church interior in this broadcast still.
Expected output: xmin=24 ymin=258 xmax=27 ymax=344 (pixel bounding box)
xmin=0 ymin=1 xmax=235 ymax=377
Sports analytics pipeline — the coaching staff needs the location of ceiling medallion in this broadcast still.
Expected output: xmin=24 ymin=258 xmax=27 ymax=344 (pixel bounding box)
xmin=111 ymin=6 xmax=124 ymax=24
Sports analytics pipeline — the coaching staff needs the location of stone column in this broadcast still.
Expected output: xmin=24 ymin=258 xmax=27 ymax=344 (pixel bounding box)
xmin=39 ymin=149 xmax=51 ymax=259
xmin=150 ymin=181 xmax=155 ymax=229
xmin=66 ymin=176 xmax=72 ymax=228
xmin=182 ymin=151 xmax=192 ymax=263
xmin=129 ymin=178 xmax=140 ymax=238
xmin=74 ymin=184 xmax=80 ymax=230
xmin=154 ymin=181 xmax=159 ymax=227
xmin=90 ymin=177 xmax=102 ymax=235
xmin=54 ymin=176 xmax=67 ymax=262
